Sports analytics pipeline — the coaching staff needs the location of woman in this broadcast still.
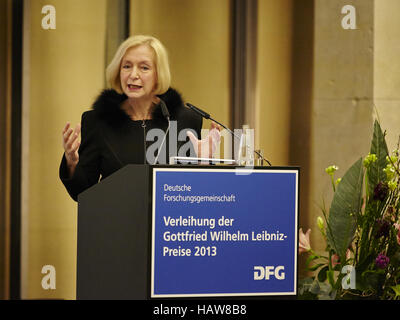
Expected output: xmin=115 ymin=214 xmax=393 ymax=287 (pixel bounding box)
xmin=60 ymin=35 xmax=220 ymax=201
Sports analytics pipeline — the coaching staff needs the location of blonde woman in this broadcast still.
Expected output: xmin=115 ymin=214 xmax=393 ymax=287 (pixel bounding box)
xmin=60 ymin=35 xmax=220 ymax=201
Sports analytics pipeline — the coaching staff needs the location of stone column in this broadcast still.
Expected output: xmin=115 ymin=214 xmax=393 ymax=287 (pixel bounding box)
xmin=309 ymin=0 xmax=374 ymax=252
xmin=374 ymin=0 xmax=400 ymax=151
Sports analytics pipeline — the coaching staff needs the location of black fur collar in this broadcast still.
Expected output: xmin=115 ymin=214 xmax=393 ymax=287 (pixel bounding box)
xmin=92 ymin=87 xmax=185 ymax=127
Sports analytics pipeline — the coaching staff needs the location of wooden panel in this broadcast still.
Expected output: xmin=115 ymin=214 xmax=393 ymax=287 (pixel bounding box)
xmin=0 ymin=0 xmax=13 ymax=300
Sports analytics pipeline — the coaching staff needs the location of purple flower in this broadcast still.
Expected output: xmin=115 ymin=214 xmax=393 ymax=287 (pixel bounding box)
xmin=375 ymin=253 xmax=390 ymax=269
xmin=373 ymin=182 xmax=389 ymax=201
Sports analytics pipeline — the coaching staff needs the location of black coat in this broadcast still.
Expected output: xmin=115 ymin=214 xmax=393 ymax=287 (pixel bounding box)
xmin=59 ymin=88 xmax=203 ymax=201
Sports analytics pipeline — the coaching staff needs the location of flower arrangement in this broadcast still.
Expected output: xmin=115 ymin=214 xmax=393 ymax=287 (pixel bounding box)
xmin=298 ymin=120 xmax=400 ymax=300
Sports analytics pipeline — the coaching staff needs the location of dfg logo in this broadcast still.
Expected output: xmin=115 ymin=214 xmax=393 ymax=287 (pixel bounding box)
xmin=253 ymin=266 xmax=285 ymax=280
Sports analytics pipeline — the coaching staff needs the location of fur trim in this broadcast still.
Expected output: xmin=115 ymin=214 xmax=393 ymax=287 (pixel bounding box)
xmin=158 ymin=88 xmax=186 ymax=116
xmin=92 ymin=88 xmax=185 ymax=127
xmin=92 ymin=89 xmax=128 ymax=126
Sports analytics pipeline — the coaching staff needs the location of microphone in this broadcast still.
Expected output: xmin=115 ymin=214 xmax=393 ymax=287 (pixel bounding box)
xmin=160 ymin=100 xmax=170 ymax=120
xmin=186 ymin=103 xmax=210 ymax=120
xmin=185 ymin=102 xmax=272 ymax=166
xmin=153 ymin=100 xmax=171 ymax=165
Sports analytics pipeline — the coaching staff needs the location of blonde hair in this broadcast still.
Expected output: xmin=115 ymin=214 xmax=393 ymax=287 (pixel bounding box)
xmin=106 ymin=35 xmax=171 ymax=95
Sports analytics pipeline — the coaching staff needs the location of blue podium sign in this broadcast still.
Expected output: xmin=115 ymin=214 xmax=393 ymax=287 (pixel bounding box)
xmin=151 ymin=168 xmax=298 ymax=298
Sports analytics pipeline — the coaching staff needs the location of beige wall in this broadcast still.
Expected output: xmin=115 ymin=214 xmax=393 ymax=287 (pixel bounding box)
xmin=256 ymin=0 xmax=293 ymax=166
xmin=286 ymin=0 xmax=314 ymax=277
xmin=374 ymin=0 xmax=400 ymax=152
xmin=22 ymin=0 xmax=107 ymax=299
xmin=130 ymin=0 xmax=231 ymax=135
xmin=306 ymin=0 xmax=375 ymax=255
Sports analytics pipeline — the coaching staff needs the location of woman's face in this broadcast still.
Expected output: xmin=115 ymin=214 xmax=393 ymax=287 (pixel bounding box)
xmin=120 ymin=44 xmax=157 ymax=100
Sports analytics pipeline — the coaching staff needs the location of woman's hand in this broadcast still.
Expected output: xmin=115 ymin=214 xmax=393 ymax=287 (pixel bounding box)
xmin=187 ymin=121 xmax=221 ymax=158
xmin=62 ymin=122 xmax=81 ymax=177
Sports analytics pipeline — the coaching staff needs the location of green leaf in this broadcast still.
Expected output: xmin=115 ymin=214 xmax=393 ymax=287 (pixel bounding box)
xmin=361 ymin=269 xmax=385 ymax=290
xmin=308 ymin=263 xmax=325 ymax=271
xmin=368 ymin=120 xmax=389 ymax=195
xmin=317 ymin=266 xmax=329 ymax=282
xmin=390 ymin=285 xmax=400 ymax=299
xmin=327 ymin=269 xmax=335 ymax=287
xmin=327 ymin=158 xmax=364 ymax=262
xmin=305 ymin=254 xmax=319 ymax=268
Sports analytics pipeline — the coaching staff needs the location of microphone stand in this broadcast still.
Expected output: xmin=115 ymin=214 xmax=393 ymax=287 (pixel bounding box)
xmin=153 ymin=100 xmax=171 ymax=165
xmin=186 ymin=103 xmax=272 ymax=166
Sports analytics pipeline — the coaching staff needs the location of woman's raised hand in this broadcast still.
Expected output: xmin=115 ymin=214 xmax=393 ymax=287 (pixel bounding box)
xmin=187 ymin=121 xmax=221 ymax=158
xmin=62 ymin=122 xmax=81 ymax=177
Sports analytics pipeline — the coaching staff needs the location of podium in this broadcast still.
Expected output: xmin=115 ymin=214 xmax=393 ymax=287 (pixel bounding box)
xmin=76 ymin=165 xmax=299 ymax=299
